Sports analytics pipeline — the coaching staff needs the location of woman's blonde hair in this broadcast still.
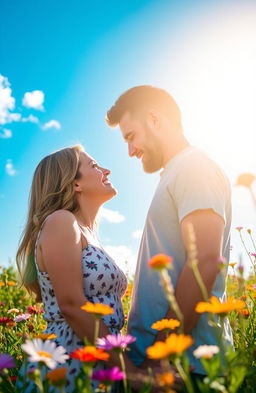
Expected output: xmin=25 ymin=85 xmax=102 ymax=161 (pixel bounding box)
xmin=16 ymin=144 xmax=84 ymax=302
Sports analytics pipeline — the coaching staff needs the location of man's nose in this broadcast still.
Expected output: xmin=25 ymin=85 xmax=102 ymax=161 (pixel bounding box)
xmin=128 ymin=143 xmax=136 ymax=157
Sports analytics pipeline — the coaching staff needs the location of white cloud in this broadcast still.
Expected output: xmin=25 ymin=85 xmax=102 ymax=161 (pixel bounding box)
xmin=131 ymin=229 xmax=143 ymax=239
xmin=22 ymin=90 xmax=44 ymax=110
xmin=99 ymin=207 xmax=125 ymax=223
xmin=22 ymin=114 xmax=39 ymax=123
xmin=42 ymin=119 xmax=61 ymax=130
xmin=5 ymin=159 xmax=16 ymax=176
xmin=104 ymin=245 xmax=137 ymax=275
xmin=0 ymin=75 xmax=21 ymax=125
xmin=0 ymin=128 xmax=12 ymax=138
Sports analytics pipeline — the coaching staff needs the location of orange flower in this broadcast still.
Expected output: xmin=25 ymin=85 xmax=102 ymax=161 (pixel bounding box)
xmin=148 ymin=254 xmax=173 ymax=270
xmin=238 ymin=309 xmax=250 ymax=318
xmin=34 ymin=334 xmax=57 ymax=340
xmin=46 ymin=367 xmax=67 ymax=383
xmin=40 ymin=324 xmax=48 ymax=331
xmin=0 ymin=282 xmax=5 ymax=287
xmin=147 ymin=334 xmax=193 ymax=359
xmin=81 ymin=302 xmax=114 ymax=316
xmin=7 ymin=281 xmax=16 ymax=286
xmin=229 ymin=263 xmax=237 ymax=268
xmin=151 ymin=318 xmax=180 ymax=331
xmin=70 ymin=346 xmax=109 ymax=362
xmin=156 ymin=371 xmax=175 ymax=387
xmin=195 ymin=296 xmax=246 ymax=315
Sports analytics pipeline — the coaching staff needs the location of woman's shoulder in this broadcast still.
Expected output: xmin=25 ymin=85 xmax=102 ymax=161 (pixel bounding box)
xmin=43 ymin=210 xmax=79 ymax=233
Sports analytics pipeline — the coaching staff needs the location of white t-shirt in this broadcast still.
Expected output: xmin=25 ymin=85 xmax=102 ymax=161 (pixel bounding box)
xmin=127 ymin=146 xmax=233 ymax=375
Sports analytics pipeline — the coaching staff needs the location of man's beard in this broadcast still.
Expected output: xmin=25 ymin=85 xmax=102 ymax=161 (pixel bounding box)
xmin=142 ymin=148 xmax=163 ymax=173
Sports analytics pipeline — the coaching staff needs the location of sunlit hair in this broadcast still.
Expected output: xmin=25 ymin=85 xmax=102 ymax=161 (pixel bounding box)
xmin=106 ymin=85 xmax=181 ymax=128
xmin=16 ymin=145 xmax=84 ymax=302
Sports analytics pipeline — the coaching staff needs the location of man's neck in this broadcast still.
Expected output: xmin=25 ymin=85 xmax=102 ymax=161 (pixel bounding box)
xmin=162 ymin=135 xmax=190 ymax=167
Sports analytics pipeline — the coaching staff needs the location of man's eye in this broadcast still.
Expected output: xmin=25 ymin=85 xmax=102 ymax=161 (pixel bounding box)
xmin=92 ymin=163 xmax=98 ymax=168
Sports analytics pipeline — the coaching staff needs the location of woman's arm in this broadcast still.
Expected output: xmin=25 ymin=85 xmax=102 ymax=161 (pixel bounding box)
xmin=39 ymin=210 xmax=137 ymax=372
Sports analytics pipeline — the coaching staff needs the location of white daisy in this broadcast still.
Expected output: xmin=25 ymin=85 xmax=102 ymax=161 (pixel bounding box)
xmin=21 ymin=339 xmax=69 ymax=369
xmin=193 ymin=345 xmax=220 ymax=359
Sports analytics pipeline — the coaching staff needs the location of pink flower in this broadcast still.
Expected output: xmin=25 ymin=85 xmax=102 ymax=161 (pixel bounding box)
xmin=27 ymin=305 xmax=44 ymax=314
xmin=14 ymin=313 xmax=31 ymax=322
xmin=0 ymin=354 xmax=15 ymax=372
xmin=251 ymin=253 xmax=256 ymax=258
xmin=235 ymin=226 xmax=243 ymax=232
xmin=97 ymin=334 xmax=136 ymax=351
xmin=92 ymin=366 xmax=124 ymax=382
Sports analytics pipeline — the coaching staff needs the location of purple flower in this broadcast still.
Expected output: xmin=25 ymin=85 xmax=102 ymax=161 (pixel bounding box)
xmin=92 ymin=366 xmax=124 ymax=381
xmin=0 ymin=354 xmax=15 ymax=372
xmin=97 ymin=334 xmax=136 ymax=350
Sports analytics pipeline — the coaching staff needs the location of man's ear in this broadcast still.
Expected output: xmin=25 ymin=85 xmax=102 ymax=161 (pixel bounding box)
xmin=146 ymin=110 xmax=161 ymax=131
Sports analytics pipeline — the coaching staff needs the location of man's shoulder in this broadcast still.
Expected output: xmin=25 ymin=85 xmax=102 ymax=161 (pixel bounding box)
xmin=175 ymin=148 xmax=228 ymax=179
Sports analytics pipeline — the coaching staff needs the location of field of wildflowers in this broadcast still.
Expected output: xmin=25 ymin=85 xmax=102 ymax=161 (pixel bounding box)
xmin=1 ymin=182 xmax=256 ymax=393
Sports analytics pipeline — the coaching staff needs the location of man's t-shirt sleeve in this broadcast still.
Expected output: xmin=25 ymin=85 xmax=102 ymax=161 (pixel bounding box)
xmin=168 ymin=155 xmax=229 ymax=224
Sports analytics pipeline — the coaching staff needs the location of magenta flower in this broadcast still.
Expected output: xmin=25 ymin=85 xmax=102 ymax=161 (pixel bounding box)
xmin=0 ymin=354 xmax=15 ymax=372
xmin=92 ymin=366 xmax=124 ymax=382
xmin=97 ymin=334 xmax=136 ymax=351
xmin=14 ymin=313 xmax=31 ymax=322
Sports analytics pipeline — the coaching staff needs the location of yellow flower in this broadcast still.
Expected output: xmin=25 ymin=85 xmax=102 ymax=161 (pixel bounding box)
xmin=81 ymin=302 xmax=114 ymax=316
xmin=40 ymin=324 xmax=47 ymax=331
xmin=156 ymin=371 xmax=175 ymax=387
xmin=236 ymin=173 xmax=255 ymax=188
xmin=46 ymin=367 xmax=67 ymax=382
xmin=123 ymin=283 xmax=133 ymax=298
xmin=7 ymin=281 xmax=16 ymax=286
xmin=34 ymin=334 xmax=57 ymax=340
xmin=147 ymin=334 xmax=193 ymax=359
xmin=151 ymin=318 xmax=180 ymax=331
xmin=0 ymin=282 xmax=5 ymax=287
xmin=148 ymin=254 xmax=173 ymax=270
xmin=195 ymin=296 xmax=245 ymax=314
xmin=229 ymin=263 xmax=237 ymax=268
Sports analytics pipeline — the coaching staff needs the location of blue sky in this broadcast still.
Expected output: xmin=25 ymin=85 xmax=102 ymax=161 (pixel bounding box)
xmin=1 ymin=0 xmax=255 ymax=275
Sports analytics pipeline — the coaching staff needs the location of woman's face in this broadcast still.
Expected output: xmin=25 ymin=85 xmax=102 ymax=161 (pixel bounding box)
xmin=74 ymin=151 xmax=117 ymax=202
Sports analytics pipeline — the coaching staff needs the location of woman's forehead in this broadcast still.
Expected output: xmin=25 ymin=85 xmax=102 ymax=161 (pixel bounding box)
xmin=80 ymin=151 xmax=95 ymax=164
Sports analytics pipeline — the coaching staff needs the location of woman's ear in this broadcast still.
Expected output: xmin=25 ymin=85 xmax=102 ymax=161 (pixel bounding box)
xmin=74 ymin=181 xmax=82 ymax=193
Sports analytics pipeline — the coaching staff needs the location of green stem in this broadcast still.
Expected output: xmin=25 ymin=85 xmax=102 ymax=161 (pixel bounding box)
xmin=174 ymin=357 xmax=194 ymax=393
xmin=94 ymin=318 xmax=100 ymax=344
xmin=238 ymin=231 xmax=254 ymax=266
xmin=190 ymin=259 xmax=209 ymax=301
xmin=160 ymin=270 xmax=184 ymax=330
xmin=248 ymin=232 xmax=256 ymax=253
xmin=119 ymin=351 xmax=128 ymax=393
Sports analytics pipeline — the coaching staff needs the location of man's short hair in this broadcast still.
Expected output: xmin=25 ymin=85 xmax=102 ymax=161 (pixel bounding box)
xmin=106 ymin=85 xmax=181 ymax=127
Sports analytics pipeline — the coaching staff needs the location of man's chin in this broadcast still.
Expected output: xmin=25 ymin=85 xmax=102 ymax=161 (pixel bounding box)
xmin=142 ymin=161 xmax=161 ymax=173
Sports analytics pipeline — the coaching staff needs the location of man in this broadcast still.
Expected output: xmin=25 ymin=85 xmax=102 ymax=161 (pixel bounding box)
xmin=105 ymin=86 xmax=232 ymax=378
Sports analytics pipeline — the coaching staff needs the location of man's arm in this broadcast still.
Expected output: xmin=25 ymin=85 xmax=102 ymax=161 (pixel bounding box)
xmin=156 ymin=208 xmax=224 ymax=340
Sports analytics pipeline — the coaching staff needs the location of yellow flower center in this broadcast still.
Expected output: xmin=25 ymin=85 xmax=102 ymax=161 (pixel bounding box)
xmin=37 ymin=351 xmax=52 ymax=358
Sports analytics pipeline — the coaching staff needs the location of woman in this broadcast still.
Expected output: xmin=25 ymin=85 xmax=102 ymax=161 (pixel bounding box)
xmin=16 ymin=145 xmax=138 ymax=392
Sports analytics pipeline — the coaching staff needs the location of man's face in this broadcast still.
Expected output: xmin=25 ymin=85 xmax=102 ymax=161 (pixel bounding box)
xmin=119 ymin=111 xmax=164 ymax=173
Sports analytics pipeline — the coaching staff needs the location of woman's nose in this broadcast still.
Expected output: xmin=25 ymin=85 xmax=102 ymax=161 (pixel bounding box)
xmin=102 ymin=167 xmax=111 ymax=175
